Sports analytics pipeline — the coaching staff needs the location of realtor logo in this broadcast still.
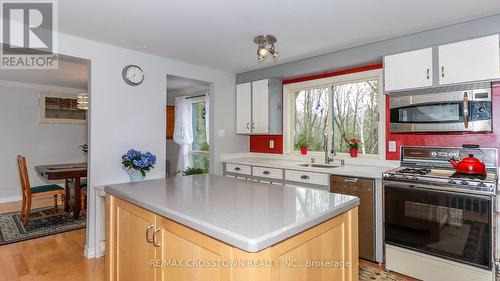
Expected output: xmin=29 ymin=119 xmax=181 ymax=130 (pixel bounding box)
xmin=1 ymin=0 xmax=58 ymax=69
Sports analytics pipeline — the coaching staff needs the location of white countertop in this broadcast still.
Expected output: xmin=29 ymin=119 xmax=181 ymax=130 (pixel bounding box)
xmin=104 ymin=175 xmax=359 ymax=252
xmin=223 ymin=157 xmax=393 ymax=179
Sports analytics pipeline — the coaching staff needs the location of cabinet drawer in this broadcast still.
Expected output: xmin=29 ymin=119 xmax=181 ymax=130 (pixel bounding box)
xmin=252 ymin=166 xmax=283 ymax=180
xmin=331 ymin=176 xmax=374 ymax=192
xmin=225 ymin=163 xmax=251 ymax=175
xmin=285 ymin=170 xmax=329 ymax=186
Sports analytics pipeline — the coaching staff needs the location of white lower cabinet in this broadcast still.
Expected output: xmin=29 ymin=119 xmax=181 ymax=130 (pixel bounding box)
xmin=284 ymin=170 xmax=329 ymax=186
xmin=225 ymin=163 xmax=251 ymax=176
xmin=252 ymin=166 xmax=283 ymax=180
xmin=224 ymin=163 xmax=329 ymax=190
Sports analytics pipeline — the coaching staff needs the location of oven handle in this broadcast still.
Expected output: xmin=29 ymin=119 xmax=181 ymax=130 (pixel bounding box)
xmin=463 ymin=92 xmax=469 ymax=129
xmin=383 ymin=181 xmax=492 ymax=200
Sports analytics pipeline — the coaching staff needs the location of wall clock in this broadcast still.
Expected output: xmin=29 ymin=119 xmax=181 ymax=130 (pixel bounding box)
xmin=122 ymin=65 xmax=144 ymax=86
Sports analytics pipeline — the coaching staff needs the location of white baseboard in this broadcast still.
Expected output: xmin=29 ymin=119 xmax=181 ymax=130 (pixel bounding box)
xmin=84 ymin=245 xmax=95 ymax=259
xmin=0 ymin=195 xmax=22 ymax=204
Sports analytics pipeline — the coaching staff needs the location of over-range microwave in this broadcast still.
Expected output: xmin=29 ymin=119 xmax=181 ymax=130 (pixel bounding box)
xmin=390 ymin=84 xmax=492 ymax=133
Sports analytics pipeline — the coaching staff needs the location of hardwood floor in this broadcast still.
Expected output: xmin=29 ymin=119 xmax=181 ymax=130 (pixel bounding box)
xmin=0 ymin=198 xmax=104 ymax=281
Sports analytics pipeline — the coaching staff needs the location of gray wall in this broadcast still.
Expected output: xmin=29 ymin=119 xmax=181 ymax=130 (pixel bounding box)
xmin=237 ymin=14 xmax=500 ymax=83
xmin=0 ymin=85 xmax=88 ymax=201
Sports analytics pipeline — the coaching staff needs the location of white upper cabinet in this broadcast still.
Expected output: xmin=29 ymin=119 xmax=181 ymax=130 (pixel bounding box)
xmin=236 ymin=82 xmax=251 ymax=134
xmin=236 ymin=79 xmax=282 ymax=135
xmin=384 ymin=35 xmax=500 ymax=92
xmin=251 ymin=79 xmax=269 ymax=134
xmin=384 ymin=48 xmax=433 ymax=92
xmin=438 ymin=35 xmax=500 ymax=85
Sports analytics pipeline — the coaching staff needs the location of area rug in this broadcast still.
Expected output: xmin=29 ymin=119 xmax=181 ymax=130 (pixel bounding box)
xmin=0 ymin=206 xmax=86 ymax=245
xmin=360 ymin=264 xmax=402 ymax=281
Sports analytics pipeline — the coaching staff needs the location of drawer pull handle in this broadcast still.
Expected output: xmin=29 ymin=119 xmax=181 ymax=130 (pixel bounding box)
xmin=146 ymin=224 xmax=154 ymax=243
xmin=152 ymin=228 xmax=161 ymax=248
xmin=344 ymin=178 xmax=358 ymax=183
xmin=263 ymin=171 xmax=270 ymax=175
xmin=426 ymin=68 xmax=430 ymax=79
xmin=234 ymin=167 xmax=241 ymax=171
xmin=300 ymin=175 xmax=310 ymax=180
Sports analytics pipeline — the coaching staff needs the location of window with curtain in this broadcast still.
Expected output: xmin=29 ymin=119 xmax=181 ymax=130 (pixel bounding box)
xmin=292 ymin=78 xmax=380 ymax=156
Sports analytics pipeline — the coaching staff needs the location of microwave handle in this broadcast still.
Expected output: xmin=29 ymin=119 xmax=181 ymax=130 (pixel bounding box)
xmin=463 ymin=92 xmax=469 ymax=129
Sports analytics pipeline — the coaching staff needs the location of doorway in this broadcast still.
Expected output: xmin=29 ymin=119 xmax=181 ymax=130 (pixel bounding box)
xmin=166 ymin=75 xmax=211 ymax=177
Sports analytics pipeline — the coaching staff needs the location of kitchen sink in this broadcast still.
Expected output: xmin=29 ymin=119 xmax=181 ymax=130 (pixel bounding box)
xmin=296 ymin=163 xmax=340 ymax=169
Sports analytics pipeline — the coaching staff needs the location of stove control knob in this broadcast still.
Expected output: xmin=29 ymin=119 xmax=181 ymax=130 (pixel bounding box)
xmin=448 ymin=180 xmax=457 ymax=184
xmin=461 ymin=180 xmax=469 ymax=185
xmin=478 ymin=182 xmax=486 ymax=187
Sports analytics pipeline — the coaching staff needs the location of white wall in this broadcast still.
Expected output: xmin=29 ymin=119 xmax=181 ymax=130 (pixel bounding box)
xmin=47 ymin=32 xmax=248 ymax=258
xmin=0 ymin=85 xmax=87 ymax=202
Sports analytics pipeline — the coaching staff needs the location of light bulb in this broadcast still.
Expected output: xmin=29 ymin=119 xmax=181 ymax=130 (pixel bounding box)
xmin=258 ymin=46 xmax=268 ymax=57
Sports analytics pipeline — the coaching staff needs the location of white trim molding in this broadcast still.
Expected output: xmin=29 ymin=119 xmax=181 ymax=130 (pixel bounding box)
xmin=282 ymin=69 xmax=386 ymax=160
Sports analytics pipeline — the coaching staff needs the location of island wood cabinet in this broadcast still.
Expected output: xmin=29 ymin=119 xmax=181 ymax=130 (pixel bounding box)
xmin=384 ymin=34 xmax=500 ymax=92
xmin=106 ymin=195 xmax=359 ymax=281
xmin=236 ymin=79 xmax=282 ymax=135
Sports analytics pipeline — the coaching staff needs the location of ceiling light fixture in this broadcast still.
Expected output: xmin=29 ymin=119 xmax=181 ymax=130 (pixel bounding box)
xmin=253 ymin=35 xmax=279 ymax=62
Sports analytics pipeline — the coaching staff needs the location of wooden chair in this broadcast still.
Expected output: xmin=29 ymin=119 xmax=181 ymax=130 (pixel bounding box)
xmin=17 ymin=155 xmax=66 ymax=226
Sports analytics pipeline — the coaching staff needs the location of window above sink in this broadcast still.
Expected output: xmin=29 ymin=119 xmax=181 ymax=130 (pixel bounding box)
xmin=283 ymin=68 xmax=386 ymax=160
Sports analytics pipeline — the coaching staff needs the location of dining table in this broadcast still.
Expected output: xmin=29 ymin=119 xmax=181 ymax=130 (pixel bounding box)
xmin=35 ymin=162 xmax=87 ymax=219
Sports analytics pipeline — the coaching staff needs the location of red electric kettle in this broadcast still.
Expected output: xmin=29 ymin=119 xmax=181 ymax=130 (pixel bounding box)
xmin=448 ymin=144 xmax=486 ymax=176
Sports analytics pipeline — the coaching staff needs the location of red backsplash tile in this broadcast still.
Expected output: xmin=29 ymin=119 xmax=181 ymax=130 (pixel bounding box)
xmin=249 ymin=135 xmax=283 ymax=154
xmin=385 ymin=83 xmax=500 ymax=160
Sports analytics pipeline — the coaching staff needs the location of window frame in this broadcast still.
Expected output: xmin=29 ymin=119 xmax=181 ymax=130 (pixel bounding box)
xmin=283 ymin=69 xmax=385 ymax=159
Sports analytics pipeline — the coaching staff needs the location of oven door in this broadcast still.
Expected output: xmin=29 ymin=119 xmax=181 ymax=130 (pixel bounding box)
xmin=390 ymin=91 xmax=492 ymax=133
xmin=384 ymin=182 xmax=492 ymax=269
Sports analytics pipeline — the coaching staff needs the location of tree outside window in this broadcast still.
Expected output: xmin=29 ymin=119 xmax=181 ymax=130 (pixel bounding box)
xmin=192 ymin=101 xmax=209 ymax=171
xmin=293 ymin=78 xmax=379 ymax=155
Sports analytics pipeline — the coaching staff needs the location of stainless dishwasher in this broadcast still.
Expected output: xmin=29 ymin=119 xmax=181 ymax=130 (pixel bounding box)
xmin=330 ymin=175 xmax=375 ymax=261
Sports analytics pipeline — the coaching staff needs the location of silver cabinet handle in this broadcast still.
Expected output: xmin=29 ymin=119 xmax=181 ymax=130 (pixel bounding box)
xmin=300 ymin=175 xmax=310 ymax=180
xmin=234 ymin=167 xmax=241 ymax=171
xmin=246 ymin=123 xmax=249 ymax=129
xmin=146 ymin=224 xmax=154 ymax=243
xmin=441 ymin=66 xmax=445 ymax=78
xmin=251 ymin=122 xmax=255 ymax=130
xmin=152 ymin=228 xmax=161 ymax=248
xmin=263 ymin=171 xmax=270 ymax=175
xmin=463 ymin=92 xmax=469 ymax=129
xmin=344 ymin=178 xmax=359 ymax=183
xmin=426 ymin=68 xmax=430 ymax=79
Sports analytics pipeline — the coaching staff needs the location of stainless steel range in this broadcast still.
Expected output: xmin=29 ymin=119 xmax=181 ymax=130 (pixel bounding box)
xmin=383 ymin=146 xmax=497 ymax=281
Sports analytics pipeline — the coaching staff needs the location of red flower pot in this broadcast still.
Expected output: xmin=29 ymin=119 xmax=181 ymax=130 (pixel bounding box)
xmin=300 ymin=147 xmax=308 ymax=155
xmin=349 ymin=148 xmax=358 ymax=157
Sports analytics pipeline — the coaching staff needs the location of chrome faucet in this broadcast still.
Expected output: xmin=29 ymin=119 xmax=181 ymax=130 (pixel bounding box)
xmin=324 ymin=135 xmax=335 ymax=164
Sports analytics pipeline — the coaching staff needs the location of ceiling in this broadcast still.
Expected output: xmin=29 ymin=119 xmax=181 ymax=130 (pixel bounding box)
xmin=0 ymin=55 xmax=89 ymax=90
xmin=59 ymin=0 xmax=500 ymax=73
xmin=167 ymin=75 xmax=210 ymax=92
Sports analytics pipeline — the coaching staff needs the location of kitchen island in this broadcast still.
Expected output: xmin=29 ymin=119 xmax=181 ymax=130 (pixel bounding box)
xmin=105 ymin=175 xmax=359 ymax=281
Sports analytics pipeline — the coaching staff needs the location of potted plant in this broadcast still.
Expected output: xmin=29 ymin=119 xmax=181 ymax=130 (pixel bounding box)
xmin=121 ymin=149 xmax=157 ymax=182
xmin=297 ymin=137 xmax=310 ymax=155
xmin=347 ymin=139 xmax=360 ymax=157
xmin=180 ymin=167 xmax=208 ymax=176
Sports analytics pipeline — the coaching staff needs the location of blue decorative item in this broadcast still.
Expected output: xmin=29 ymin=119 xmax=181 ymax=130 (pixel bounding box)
xmin=121 ymin=149 xmax=156 ymax=182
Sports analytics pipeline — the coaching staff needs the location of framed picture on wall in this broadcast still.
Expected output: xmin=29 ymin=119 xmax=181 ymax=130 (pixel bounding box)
xmin=39 ymin=92 xmax=88 ymax=124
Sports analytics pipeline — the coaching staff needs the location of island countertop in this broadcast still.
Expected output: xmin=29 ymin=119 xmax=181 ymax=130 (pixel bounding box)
xmin=104 ymin=175 xmax=359 ymax=252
